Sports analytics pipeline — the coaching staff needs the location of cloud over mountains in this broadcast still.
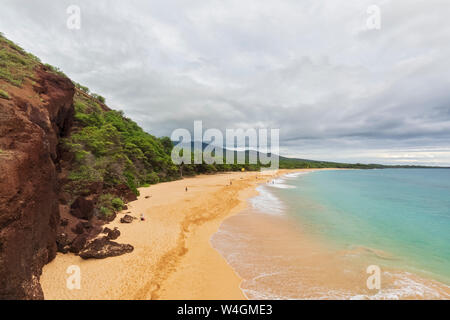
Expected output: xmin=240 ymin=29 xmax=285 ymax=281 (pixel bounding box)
xmin=2 ymin=0 xmax=450 ymax=165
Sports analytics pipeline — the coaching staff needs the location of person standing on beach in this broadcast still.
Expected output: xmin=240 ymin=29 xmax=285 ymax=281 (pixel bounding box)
xmin=185 ymin=187 xmax=188 ymax=192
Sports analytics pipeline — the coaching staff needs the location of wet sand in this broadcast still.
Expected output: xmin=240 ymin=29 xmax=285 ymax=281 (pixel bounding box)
xmin=212 ymin=182 xmax=450 ymax=300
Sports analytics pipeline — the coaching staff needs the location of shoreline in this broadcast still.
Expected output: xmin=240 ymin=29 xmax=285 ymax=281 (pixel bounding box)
xmin=212 ymin=169 xmax=450 ymax=300
xmin=41 ymin=169 xmax=314 ymax=299
xmin=40 ymin=167 xmax=449 ymax=300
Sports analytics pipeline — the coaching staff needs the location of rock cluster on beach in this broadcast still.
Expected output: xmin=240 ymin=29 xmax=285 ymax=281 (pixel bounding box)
xmin=79 ymin=237 xmax=134 ymax=259
xmin=56 ymin=223 xmax=134 ymax=259
xmin=56 ymin=208 xmax=134 ymax=259
xmin=103 ymin=227 xmax=121 ymax=240
xmin=57 ymin=222 xmax=133 ymax=260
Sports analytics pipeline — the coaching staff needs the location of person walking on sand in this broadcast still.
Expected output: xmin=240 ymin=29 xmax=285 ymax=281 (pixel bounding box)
xmin=140 ymin=213 xmax=145 ymax=221
xmin=185 ymin=187 xmax=188 ymax=192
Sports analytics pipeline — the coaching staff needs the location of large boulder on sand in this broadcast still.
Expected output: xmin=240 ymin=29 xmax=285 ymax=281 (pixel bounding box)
xmin=106 ymin=228 xmax=121 ymax=240
xmin=79 ymin=237 xmax=134 ymax=259
xmin=102 ymin=227 xmax=112 ymax=234
xmin=120 ymin=215 xmax=134 ymax=224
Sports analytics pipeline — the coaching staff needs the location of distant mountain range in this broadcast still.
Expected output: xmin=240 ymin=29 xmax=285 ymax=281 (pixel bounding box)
xmin=172 ymin=141 xmax=448 ymax=169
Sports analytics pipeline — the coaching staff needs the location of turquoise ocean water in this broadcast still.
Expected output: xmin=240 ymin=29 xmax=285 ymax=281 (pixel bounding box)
xmin=269 ymin=169 xmax=450 ymax=284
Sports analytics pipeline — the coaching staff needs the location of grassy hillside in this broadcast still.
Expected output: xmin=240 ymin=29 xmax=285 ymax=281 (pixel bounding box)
xmin=0 ymin=33 xmax=40 ymax=86
xmin=62 ymin=90 xmax=180 ymax=197
xmin=278 ymin=156 xmax=385 ymax=169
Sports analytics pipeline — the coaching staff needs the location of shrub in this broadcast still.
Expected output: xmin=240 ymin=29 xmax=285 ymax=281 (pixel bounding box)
xmin=111 ymin=197 xmax=124 ymax=211
xmin=146 ymin=172 xmax=160 ymax=185
xmin=97 ymin=194 xmax=116 ymax=217
xmin=68 ymin=165 xmax=102 ymax=183
xmin=75 ymin=82 xmax=90 ymax=94
xmin=0 ymin=89 xmax=9 ymax=100
xmin=124 ymin=170 xmax=139 ymax=196
xmin=74 ymin=100 xmax=87 ymax=113
xmin=96 ymin=194 xmax=124 ymax=218
xmin=44 ymin=63 xmax=67 ymax=77
xmin=91 ymin=93 xmax=106 ymax=104
xmin=100 ymin=206 xmax=113 ymax=217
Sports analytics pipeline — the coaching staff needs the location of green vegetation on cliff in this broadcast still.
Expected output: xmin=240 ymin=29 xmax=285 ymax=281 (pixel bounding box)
xmin=0 ymin=33 xmax=40 ymax=86
xmin=63 ymin=89 xmax=264 ymax=209
xmin=0 ymin=89 xmax=9 ymax=99
xmin=62 ymin=90 xmax=180 ymax=199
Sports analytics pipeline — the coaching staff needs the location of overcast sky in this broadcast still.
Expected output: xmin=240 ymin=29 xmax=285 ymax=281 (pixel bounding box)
xmin=1 ymin=0 xmax=450 ymax=165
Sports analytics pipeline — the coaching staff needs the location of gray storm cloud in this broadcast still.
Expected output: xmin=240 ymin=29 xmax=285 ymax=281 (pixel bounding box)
xmin=1 ymin=0 xmax=450 ymax=165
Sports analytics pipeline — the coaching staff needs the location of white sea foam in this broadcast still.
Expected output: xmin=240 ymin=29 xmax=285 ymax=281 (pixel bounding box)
xmin=267 ymin=177 xmax=296 ymax=189
xmin=268 ymin=184 xmax=296 ymax=189
xmin=242 ymin=288 xmax=286 ymax=300
xmin=265 ymin=171 xmax=313 ymax=189
xmin=283 ymin=172 xmax=310 ymax=179
xmin=349 ymin=271 xmax=450 ymax=300
xmin=250 ymin=186 xmax=285 ymax=215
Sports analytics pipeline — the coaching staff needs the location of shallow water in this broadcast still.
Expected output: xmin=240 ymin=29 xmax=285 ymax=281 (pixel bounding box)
xmin=211 ymin=169 xmax=450 ymax=299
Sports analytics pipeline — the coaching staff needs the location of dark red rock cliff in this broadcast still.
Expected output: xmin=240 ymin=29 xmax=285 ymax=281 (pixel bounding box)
xmin=0 ymin=66 xmax=74 ymax=299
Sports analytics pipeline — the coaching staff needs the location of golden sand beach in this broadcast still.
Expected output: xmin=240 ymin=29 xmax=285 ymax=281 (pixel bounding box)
xmin=41 ymin=169 xmax=313 ymax=300
xmin=40 ymin=168 xmax=450 ymax=300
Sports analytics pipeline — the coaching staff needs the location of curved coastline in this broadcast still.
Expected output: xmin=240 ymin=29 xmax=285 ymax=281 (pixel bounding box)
xmin=211 ymin=169 xmax=450 ymax=300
